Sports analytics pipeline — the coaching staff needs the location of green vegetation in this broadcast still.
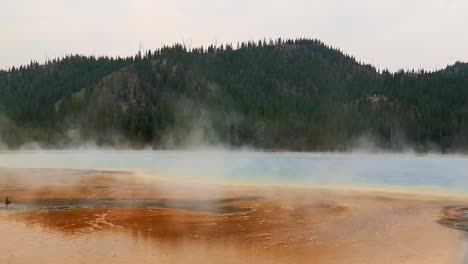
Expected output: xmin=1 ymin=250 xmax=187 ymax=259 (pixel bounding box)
xmin=1 ymin=38 xmax=468 ymax=152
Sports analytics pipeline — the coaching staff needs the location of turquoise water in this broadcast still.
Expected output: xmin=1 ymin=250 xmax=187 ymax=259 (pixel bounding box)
xmin=0 ymin=150 xmax=467 ymax=194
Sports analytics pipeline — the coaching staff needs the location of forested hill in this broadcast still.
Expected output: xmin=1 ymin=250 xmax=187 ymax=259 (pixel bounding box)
xmin=1 ymin=38 xmax=468 ymax=152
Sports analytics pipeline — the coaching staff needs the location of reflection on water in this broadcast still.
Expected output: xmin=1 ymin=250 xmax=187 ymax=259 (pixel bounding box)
xmin=0 ymin=197 xmax=262 ymax=213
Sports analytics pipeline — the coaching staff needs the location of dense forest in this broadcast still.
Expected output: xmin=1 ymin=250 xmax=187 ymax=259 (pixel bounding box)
xmin=1 ymin=38 xmax=468 ymax=152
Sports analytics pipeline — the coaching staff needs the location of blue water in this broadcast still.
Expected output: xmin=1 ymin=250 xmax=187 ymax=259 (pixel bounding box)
xmin=0 ymin=150 xmax=467 ymax=194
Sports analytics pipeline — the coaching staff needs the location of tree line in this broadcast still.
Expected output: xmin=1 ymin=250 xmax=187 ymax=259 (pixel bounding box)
xmin=1 ymin=38 xmax=468 ymax=152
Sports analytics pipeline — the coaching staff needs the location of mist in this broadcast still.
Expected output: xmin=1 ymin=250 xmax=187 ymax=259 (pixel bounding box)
xmin=2 ymin=149 xmax=467 ymax=263
xmin=1 ymin=149 xmax=467 ymax=196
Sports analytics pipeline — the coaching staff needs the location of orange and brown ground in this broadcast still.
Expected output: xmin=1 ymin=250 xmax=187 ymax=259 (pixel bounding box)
xmin=0 ymin=168 xmax=467 ymax=264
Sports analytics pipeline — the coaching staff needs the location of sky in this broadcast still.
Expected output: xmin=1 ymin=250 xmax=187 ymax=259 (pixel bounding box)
xmin=1 ymin=0 xmax=468 ymax=71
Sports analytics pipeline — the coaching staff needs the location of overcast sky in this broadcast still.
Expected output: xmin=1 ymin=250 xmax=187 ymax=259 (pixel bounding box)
xmin=1 ymin=0 xmax=467 ymax=71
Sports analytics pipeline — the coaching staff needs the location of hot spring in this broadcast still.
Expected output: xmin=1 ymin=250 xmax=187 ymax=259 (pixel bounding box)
xmin=0 ymin=150 xmax=467 ymax=194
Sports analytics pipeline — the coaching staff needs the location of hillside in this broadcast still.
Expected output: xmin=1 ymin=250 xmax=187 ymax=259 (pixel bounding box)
xmin=1 ymin=38 xmax=468 ymax=151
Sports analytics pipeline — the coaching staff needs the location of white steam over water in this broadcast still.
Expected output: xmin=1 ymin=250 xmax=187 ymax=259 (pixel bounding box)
xmin=0 ymin=150 xmax=467 ymax=194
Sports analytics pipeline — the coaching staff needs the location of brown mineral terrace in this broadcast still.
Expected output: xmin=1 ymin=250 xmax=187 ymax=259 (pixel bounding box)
xmin=0 ymin=168 xmax=467 ymax=264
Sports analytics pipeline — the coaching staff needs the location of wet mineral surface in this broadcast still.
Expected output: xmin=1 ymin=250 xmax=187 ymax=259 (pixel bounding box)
xmin=0 ymin=168 xmax=467 ymax=264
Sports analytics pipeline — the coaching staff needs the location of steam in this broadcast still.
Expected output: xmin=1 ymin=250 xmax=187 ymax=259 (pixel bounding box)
xmin=1 ymin=96 xmax=468 ymax=197
xmin=1 ymin=149 xmax=466 ymax=264
xmin=0 ymin=91 xmax=459 ymax=154
xmin=0 ymin=113 xmax=10 ymax=150
xmin=1 ymin=149 xmax=468 ymax=196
